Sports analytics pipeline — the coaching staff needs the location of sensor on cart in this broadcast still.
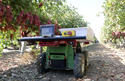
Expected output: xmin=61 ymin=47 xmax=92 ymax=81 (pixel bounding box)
xmin=40 ymin=24 xmax=55 ymax=37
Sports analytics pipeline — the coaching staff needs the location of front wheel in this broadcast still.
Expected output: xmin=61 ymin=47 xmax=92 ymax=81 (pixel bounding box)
xmin=36 ymin=52 xmax=48 ymax=74
xmin=73 ymin=53 xmax=85 ymax=78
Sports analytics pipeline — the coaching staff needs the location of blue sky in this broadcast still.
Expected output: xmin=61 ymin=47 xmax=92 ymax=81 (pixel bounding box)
xmin=67 ymin=0 xmax=105 ymax=40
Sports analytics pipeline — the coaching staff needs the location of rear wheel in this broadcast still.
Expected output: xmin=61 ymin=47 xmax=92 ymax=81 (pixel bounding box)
xmin=36 ymin=52 xmax=48 ymax=74
xmin=73 ymin=53 xmax=85 ymax=78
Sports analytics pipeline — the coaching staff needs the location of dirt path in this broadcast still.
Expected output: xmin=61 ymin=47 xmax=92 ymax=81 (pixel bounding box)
xmin=0 ymin=44 xmax=125 ymax=81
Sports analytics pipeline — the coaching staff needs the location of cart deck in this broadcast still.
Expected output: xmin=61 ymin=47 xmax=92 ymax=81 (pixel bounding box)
xmin=18 ymin=36 xmax=86 ymax=41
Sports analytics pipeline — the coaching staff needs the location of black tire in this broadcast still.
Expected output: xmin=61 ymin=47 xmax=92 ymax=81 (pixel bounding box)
xmin=83 ymin=51 xmax=89 ymax=69
xmin=36 ymin=52 xmax=48 ymax=74
xmin=73 ymin=53 xmax=85 ymax=78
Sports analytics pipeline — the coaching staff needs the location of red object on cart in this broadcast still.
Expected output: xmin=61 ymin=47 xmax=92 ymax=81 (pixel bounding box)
xmin=39 ymin=39 xmax=77 ymax=47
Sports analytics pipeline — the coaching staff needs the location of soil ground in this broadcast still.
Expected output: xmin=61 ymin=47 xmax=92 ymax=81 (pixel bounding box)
xmin=0 ymin=44 xmax=125 ymax=81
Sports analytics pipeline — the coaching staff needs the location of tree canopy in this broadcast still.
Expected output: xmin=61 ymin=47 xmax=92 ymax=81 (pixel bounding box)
xmin=0 ymin=0 xmax=88 ymax=53
xmin=101 ymin=0 xmax=125 ymax=42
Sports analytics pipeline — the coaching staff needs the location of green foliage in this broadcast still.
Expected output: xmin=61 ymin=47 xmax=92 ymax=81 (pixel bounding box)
xmin=101 ymin=0 xmax=125 ymax=42
xmin=37 ymin=0 xmax=87 ymax=27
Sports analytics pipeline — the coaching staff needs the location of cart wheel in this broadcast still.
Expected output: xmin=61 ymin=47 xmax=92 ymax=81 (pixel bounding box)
xmin=83 ymin=50 xmax=89 ymax=70
xmin=37 ymin=52 xmax=48 ymax=74
xmin=73 ymin=53 xmax=85 ymax=78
